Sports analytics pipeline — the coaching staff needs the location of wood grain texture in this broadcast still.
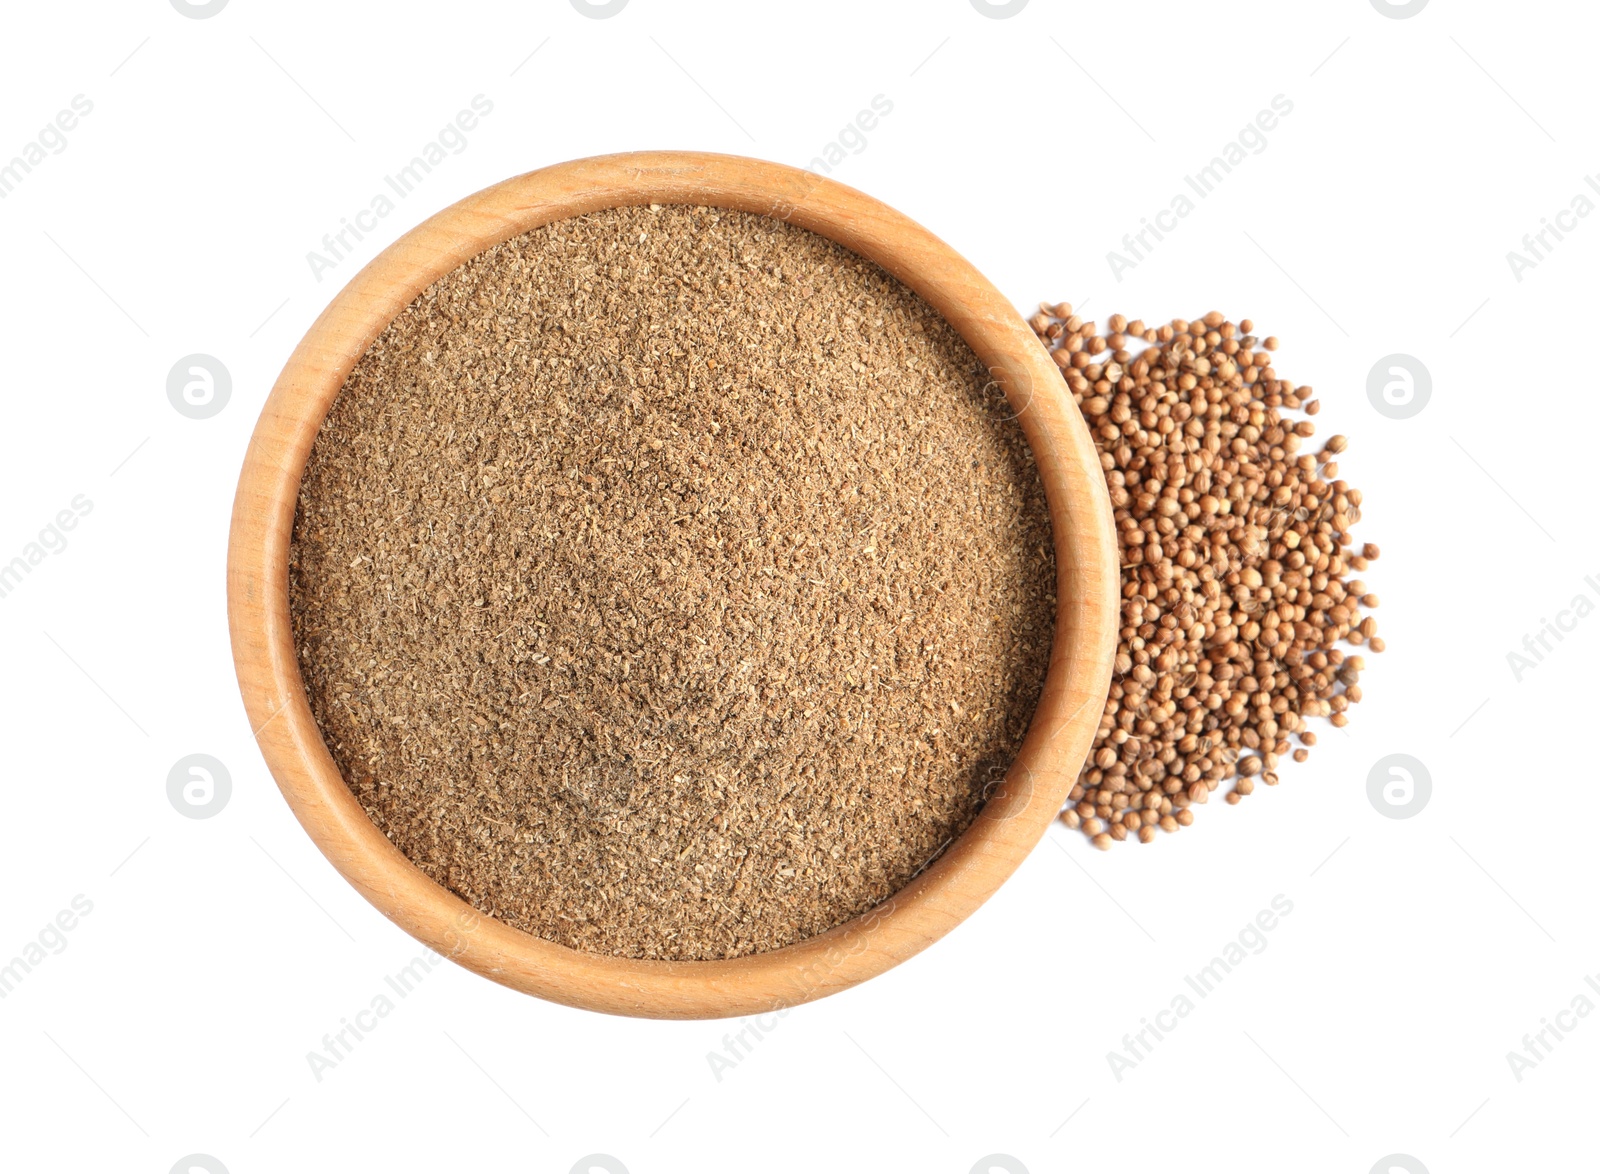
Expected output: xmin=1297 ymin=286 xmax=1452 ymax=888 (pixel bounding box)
xmin=226 ymin=151 xmax=1118 ymax=1019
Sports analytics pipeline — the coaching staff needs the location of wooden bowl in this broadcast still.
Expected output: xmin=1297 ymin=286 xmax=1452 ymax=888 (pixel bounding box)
xmin=227 ymin=151 xmax=1118 ymax=1019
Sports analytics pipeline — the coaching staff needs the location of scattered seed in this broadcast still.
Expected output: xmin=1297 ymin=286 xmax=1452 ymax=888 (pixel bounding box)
xmin=1029 ymin=308 xmax=1381 ymax=846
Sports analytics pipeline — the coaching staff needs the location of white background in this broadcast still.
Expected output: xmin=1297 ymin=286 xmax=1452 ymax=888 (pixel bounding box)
xmin=0 ymin=1 xmax=1593 ymax=1171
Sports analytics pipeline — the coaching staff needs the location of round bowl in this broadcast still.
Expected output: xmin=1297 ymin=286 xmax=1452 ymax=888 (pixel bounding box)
xmin=227 ymin=151 xmax=1118 ymax=1019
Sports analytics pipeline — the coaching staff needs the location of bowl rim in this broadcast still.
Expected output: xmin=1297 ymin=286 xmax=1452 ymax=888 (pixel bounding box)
xmin=226 ymin=150 xmax=1118 ymax=1019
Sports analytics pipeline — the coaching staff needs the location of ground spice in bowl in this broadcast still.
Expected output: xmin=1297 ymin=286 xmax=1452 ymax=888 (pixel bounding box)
xmin=289 ymin=204 xmax=1057 ymax=962
xmin=1028 ymin=306 xmax=1382 ymax=847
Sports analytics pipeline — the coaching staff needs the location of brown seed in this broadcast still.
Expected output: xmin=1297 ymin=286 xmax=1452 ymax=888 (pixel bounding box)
xmin=1369 ymin=636 xmax=1386 ymax=652
xmin=1044 ymin=308 xmax=1379 ymax=846
xmin=1092 ymin=833 xmax=1113 ymax=851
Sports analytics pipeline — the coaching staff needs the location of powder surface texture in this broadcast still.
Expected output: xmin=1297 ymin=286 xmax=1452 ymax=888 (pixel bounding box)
xmin=290 ymin=204 xmax=1055 ymax=960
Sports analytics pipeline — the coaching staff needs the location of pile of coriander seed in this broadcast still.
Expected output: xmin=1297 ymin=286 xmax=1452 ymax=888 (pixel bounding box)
xmin=1029 ymin=307 xmax=1382 ymax=849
